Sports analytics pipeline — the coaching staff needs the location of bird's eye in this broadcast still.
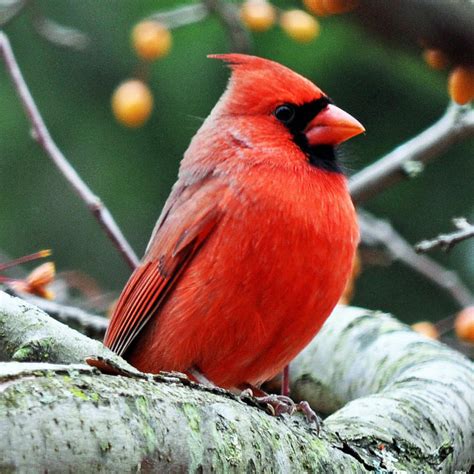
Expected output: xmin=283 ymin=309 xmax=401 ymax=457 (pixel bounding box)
xmin=274 ymin=104 xmax=296 ymax=124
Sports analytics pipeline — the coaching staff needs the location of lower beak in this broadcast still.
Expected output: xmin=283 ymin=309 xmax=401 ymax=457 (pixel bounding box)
xmin=305 ymin=104 xmax=365 ymax=146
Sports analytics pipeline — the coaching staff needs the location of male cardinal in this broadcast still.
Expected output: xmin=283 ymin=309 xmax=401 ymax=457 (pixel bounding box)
xmin=104 ymin=54 xmax=363 ymax=410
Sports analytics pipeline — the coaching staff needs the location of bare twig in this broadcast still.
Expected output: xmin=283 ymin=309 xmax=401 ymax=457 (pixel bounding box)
xmin=147 ymin=1 xmax=251 ymax=52
xmin=202 ymin=0 xmax=252 ymax=53
xmin=350 ymin=103 xmax=474 ymax=203
xmin=0 ymin=32 xmax=139 ymax=270
xmin=0 ymin=249 xmax=51 ymax=272
xmin=415 ymin=218 xmax=474 ymax=253
xmin=148 ymin=3 xmax=209 ymax=29
xmin=0 ymin=0 xmax=26 ymax=27
xmin=358 ymin=210 xmax=473 ymax=307
xmin=32 ymin=15 xmax=89 ymax=51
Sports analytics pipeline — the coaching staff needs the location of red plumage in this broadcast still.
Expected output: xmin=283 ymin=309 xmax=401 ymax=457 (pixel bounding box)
xmin=104 ymin=54 xmax=363 ymax=388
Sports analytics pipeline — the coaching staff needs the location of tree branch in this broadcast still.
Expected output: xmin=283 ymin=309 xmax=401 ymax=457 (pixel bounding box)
xmin=0 ymin=291 xmax=129 ymax=371
xmin=0 ymin=291 xmax=472 ymax=471
xmin=350 ymin=103 xmax=474 ymax=203
xmin=148 ymin=3 xmax=209 ymax=29
xmin=202 ymin=0 xmax=252 ymax=53
xmin=0 ymin=0 xmax=26 ymax=27
xmin=147 ymin=1 xmax=251 ymax=53
xmin=416 ymin=218 xmax=474 ymax=253
xmin=358 ymin=210 xmax=474 ymax=307
xmin=290 ymin=306 xmax=473 ymax=470
xmin=0 ymin=31 xmax=139 ymax=270
xmin=18 ymin=292 xmax=109 ymax=340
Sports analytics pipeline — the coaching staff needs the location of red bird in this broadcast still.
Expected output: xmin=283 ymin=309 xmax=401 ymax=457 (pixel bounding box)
xmin=104 ymin=54 xmax=363 ymax=398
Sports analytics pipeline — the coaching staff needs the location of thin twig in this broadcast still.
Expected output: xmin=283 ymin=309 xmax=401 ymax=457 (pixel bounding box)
xmin=0 ymin=249 xmax=51 ymax=271
xmin=148 ymin=3 xmax=209 ymax=29
xmin=0 ymin=31 xmax=139 ymax=270
xmin=148 ymin=1 xmax=251 ymax=52
xmin=0 ymin=0 xmax=27 ymax=27
xmin=350 ymin=103 xmax=474 ymax=204
xmin=415 ymin=218 xmax=474 ymax=253
xmin=32 ymin=15 xmax=89 ymax=51
xmin=202 ymin=0 xmax=252 ymax=53
xmin=358 ymin=210 xmax=473 ymax=307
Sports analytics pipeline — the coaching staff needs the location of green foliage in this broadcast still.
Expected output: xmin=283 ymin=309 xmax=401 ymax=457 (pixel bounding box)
xmin=0 ymin=1 xmax=472 ymax=324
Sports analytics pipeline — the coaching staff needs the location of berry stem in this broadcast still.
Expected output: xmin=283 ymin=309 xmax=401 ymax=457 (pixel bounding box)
xmin=0 ymin=32 xmax=139 ymax=271
xmin=0 ymin=250 xmax=51 ymax=272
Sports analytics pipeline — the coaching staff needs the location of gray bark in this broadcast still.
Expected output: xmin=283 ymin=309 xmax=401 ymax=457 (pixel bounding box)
xmin=0 ymin=291 xmax=473 ymax=472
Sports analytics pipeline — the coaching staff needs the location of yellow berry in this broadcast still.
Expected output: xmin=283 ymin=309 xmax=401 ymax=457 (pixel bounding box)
xmin=280 ymin=10 xmax=320 ymax=43
xmin=454 ymin=306 xmax=474 ymax=343
xmin=132 ymin=21 xmax=172 ymax=61
xmin=323 ymin=0 xmax=358 ymax=14
xmin=112 ymin=80 xmax=154 ymax=128
xmin=423 ymin=49 xmax=449 ymax=70
xmin=448 ymin=66 xmax=474 ymax=105
xmin=240 ymin=0 xmax=276 ymax=32
xmin=411 ymin=321 xmax=439 ymax=340
xmin=303 ymin=0 xmax=329 ymax=16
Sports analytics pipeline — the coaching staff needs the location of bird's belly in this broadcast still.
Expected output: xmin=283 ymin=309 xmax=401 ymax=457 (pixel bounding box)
xmin=130 ymin=205 xmax=356 ymax=388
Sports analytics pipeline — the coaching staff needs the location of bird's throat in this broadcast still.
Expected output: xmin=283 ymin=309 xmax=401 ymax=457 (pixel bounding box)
xmin=293 ymin=133 xmax=342 ymax=174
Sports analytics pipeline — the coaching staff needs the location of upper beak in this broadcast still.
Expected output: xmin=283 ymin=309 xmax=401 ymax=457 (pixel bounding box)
xmin=305 ymin=104 xmax=365 ymax=146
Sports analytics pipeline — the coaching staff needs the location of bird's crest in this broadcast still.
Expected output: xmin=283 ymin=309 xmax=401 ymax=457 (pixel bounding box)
xmin=207 ymin=53 xmax=324 ymax=109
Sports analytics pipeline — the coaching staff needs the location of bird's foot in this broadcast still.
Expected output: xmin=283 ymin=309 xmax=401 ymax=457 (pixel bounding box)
xmin=240 ymin=386 xmax=321 ymax=432
xmin=254 ymin=394 xmax=297 ymax=417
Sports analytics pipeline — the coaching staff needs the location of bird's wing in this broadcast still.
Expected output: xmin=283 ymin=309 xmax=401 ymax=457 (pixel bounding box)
xmin=104 ymin=179 xmax=226 ymax=356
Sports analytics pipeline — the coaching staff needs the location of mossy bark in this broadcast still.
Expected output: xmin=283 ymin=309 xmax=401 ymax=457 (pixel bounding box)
xmin=0 ymin=291 xmax=136 ymax=373
xmin=0 ymin=291 xmax=473 ymax=472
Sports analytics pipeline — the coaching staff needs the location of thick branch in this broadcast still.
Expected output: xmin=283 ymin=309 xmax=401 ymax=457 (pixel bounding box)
xmin=20 ymin=293 xmax=109 ymax=340
xmin=290 ymin=307 xmax=473 ymax=471
xmin=350 ymin=103 xmax=474 ymax=203
xmin=0 ymin=361 xmax=362 ymax=472
xmin=0 ymin=31 xmax=138 ymax=270
xmin=0 ymin=291 xmax=130 ymax=372
xmin=0 ymin=291 xmax=472 ymax=471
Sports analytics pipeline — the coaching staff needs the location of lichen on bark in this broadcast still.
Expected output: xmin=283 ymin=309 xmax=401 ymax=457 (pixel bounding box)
xmin=0 ymin=291 xmax=473 ymax=472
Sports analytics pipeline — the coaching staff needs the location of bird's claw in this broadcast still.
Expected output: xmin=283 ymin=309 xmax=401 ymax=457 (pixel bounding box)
xmin=240 ymin=388 xmax=321 ymax=434
xmin=296 ymin=400 xmax=321 ymax=433
xmin=255 ymin=394 xmax=297 ymax=417
xmin=239 ymin=387 xmax=321 ymax=432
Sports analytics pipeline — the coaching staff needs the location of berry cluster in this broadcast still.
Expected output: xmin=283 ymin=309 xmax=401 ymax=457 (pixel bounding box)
xmin=111 ymin=1 xmax=360 ymax=128
xmin=112 ymin=21 xmax=171 ymax=128
xmin=412 ymin=307 xmax=474 ymax=344
xmin=423 ymin=48 xmax=474 ymax=105
xmin=240 ymin=0 xmax=358 ymax=42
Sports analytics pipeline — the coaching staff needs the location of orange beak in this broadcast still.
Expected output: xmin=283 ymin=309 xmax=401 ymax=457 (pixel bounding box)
xmin=305 ymin=104 xmax=365 ymax=146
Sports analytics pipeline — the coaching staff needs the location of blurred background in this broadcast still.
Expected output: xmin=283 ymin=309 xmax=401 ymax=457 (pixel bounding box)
xmin=1 ymin=0 xmax=473 ymax=328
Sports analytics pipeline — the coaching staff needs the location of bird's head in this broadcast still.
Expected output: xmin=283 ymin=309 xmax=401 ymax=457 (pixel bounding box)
xmin=208 ymin=54 xmax=364 ymax=172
